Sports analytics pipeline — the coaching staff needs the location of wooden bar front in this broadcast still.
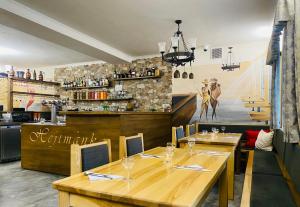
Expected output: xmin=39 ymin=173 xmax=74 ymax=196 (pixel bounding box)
xmin=21 ymin=112 xmax=172 ymax=175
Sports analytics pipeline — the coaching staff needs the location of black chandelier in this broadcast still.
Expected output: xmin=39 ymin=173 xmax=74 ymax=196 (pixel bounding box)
xmin=158 ymin=20 xmax=196 ymax=67
xmin=221 ymin=47 xmax=240 ymax=71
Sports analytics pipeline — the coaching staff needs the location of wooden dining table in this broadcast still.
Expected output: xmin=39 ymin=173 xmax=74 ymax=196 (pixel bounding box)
xmin=53 ymin=147 xmax=230 ymax=207
xmin=178 ymin=132 xmax=242 ymax=200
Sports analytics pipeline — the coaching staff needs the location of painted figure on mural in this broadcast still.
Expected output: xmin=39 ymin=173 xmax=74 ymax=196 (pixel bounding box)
xmin=210 ymin=78 xmax=221 ymax=120
xmin=199 ymin=79 xmax=210 ymax=120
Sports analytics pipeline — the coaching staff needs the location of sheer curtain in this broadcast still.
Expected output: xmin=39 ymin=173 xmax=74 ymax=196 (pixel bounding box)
xmin=267 ymin=0 xmax=299 ymax=143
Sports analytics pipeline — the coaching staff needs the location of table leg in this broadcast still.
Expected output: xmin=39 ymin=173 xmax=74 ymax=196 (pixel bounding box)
xmin=219 ymin=164 xmax=228 ymax=207
xmin=58 ymin=191 xmax=70 ymax=207
xmin=235 ymin=142 xmax=241 ymax=174
xmin=227 ymin=148 xmax=235 ymax=200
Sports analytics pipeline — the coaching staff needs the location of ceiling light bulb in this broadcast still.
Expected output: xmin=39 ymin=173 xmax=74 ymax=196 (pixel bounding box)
xmin=171 ymin=37 xmax=179 ymax=48
xmin=158 ymin=42 xmax=166 ymax=53
xmin=188 ymin=38 xmax=197 ymax=49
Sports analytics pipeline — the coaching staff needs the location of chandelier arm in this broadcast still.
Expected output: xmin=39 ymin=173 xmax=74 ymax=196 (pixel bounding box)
xmin=180 ymin=32 xmax=189 ymax=52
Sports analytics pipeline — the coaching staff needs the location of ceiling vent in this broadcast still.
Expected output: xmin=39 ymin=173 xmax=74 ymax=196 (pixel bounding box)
xmin=211 ymin=48 xmax=222 ymax=59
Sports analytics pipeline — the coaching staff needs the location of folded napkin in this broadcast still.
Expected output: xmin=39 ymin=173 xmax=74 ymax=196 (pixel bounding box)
xmin=84 ymin=171 xmax=124 ymax=181
xmin=140 ymin=153 xmax=163 ymax=158
xmin=197 ymin=150 xmax=226 ymax=156
xmin=174 ymin=164 xmax=211 ymax=172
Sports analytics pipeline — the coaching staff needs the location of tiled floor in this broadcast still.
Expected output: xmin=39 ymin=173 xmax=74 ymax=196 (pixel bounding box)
xmin=0 ymin=161 xmax=244 ymax=207
xmin=0 ymin=161 xmax=63 ymax=207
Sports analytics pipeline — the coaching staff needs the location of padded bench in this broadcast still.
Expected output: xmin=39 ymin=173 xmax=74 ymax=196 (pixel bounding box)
xmin=241 ymin=129 xmax=300 ymax=207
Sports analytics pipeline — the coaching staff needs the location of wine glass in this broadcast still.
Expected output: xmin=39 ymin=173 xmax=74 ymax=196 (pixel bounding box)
xmin=166 ymin=142 xmax=175 ymax=154
xmin=165 ymin=142 xmax=175 ymax=166
xmin=122 ymin=157 xmax=134 ymax=181
xmin=187 ymin=138 xmax=196 ymax=156
xmin=202 ymin=130 xmax=208 ymax=135
xmin=221 ymin=126 xmax=226 ymax=134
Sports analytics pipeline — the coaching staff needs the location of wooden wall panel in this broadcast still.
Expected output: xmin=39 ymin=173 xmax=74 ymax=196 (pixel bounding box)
xmin=0 ymin=78 xmax=9 ymax=111
xmin=120 ymin=114 xmax=172 ymax=150
xmin=21 ymin=117 xmax=121 ymax=175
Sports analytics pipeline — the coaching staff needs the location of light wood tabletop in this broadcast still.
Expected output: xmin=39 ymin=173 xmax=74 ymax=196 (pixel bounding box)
xmin=53 ymin=147 xmax=229 ymax=207
xmin=178 ymin=133 xmax=242 ymax=201
xmin=244 ymin=103 xmax=271 ymax=108
xmin=178 ymin=133 xmax=242 ymax=146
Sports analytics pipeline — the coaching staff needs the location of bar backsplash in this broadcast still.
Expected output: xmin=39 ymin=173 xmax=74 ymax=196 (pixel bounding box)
xmin=54 ymin=57 xmax=172 ymax=112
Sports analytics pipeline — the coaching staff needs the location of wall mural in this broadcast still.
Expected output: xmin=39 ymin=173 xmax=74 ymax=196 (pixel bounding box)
xmin=12 ymin=82 xmax=55 ymax=111
xmin=172 ymin=54 xmax=272 ymax=124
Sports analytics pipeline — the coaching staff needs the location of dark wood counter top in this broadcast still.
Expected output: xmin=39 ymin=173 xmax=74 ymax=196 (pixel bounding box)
xmin=0 ymin=122 xmax=22 ymax=126
xmin=59 ymin=111 xmax=171 ymax=116
xmin=22 ymin=122 xmax=66 ymax=126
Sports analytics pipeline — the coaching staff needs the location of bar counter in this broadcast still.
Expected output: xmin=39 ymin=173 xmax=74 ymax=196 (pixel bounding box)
xmin=21 ymin=111 xmax=172 ymax=175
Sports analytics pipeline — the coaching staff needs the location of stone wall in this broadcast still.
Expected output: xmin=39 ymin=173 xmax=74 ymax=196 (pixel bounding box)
xmin=54 ymin=57 xmax=172 ymax=112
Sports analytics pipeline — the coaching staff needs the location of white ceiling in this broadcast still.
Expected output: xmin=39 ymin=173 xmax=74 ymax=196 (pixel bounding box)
xmin=0 ymin=24 xmax=96 ymax=68
xmin=15 ymin=0 xmax=276 ymax=56
xmin=0 ymin=0 xmax=276 ymax=67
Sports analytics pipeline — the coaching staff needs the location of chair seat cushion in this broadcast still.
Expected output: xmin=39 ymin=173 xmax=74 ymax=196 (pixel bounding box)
xmin=253 ymin=150 xmax=282 ymax=176
xmin=251 ymin=174 xmax=296 ymax=207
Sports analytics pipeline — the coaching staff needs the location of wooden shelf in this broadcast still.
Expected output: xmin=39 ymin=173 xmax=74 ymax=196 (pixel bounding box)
xmin=11 ymin=91 xmax=60 ymax=97
xmin=72 ymin=98 xmax=133 ymax=102
xmin=10 ymin=77 xmax=60 ymax=86
xmin=62 ymin=85 xmax=110 ymax=90
xmin=113 ymin=75 xmax=161 ymax=81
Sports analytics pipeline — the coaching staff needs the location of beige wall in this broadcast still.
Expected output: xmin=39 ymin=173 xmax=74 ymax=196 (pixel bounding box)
xmin=172 ymin=40 xmax=272 ymax=123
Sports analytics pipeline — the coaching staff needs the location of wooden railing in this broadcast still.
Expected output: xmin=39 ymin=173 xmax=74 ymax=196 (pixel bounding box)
xmin=171 ymin=93 xmax=197 ymax=126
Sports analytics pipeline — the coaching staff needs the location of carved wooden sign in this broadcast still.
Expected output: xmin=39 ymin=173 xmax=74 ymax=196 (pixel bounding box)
xmin=21 ymin=124 xmax=104 ymax=175
xmin=28 ymin=127 xmax=98 ymax=147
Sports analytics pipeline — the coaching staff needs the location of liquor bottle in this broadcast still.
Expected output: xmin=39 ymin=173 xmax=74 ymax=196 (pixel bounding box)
xmin=131 ymin=68 xmax=136 ymax=77
xmin=113 ymin=70 xmax=117 ymax=79
xmin=147 ymin=68 xmax=152 ymax=76
xmin=151 ymin=67 xmax=155 ymax=76
xmin=26 ymin=69 xmax=31 ymax=79
xmin=33 ymin=70 xmax=37 ymax=80
xmin=38 ymin=71 xmax=43 ymax=81
xmin=73 ymin=91 xmax=77 ymax=100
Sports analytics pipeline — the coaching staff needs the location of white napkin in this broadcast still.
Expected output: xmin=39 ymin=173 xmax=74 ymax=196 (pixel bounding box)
xmin=174 ymin=164 xmax=211 ymax=172
xmin=140 ymin=153 xmax=163 ymax=158
xmin=85 ymin=171 xmax=124 ymax=181
xmin=197 ymin=150 xmax=226 ymax=156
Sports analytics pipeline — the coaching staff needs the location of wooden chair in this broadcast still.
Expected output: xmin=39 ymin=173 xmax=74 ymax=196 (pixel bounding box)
xmin=172 ymin=125 xmax=185 ymax=147
xmin=70 ymin=139 xmax=112 ymax=175
xmin=186 ymin=123 xmax=197 ymax=136
xmin=119 ymin=133 xmax=144 ymax=159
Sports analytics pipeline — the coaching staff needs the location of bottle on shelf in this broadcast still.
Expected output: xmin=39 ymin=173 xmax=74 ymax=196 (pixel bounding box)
xmin=26 ymin=69 xmax=31 ymax=79
xmin=147 ymin=68 xmax=152 ymax=76
xmin=151 ymin=67 xmax=155 ymax=76
xmin=113 ymin=70 xmax=117 ymax=79
xmin=9 ymin=66 xmax=15 ymax=77
xmin=131 ymin=68 xmax=136 ymax=77
xmin=38 ymin=71 xmax=44 ymax=81
xmin=33 ymin=70 xmax=37 ymax=80
xmin=73 ymin=91 xmax=77 ymax=100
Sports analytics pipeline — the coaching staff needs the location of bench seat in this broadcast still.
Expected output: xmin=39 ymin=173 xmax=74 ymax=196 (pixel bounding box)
xmin=253 ymin=149 xmax=282 ymax=176
xmin=250 ymin=173 xmax=296 ymax=207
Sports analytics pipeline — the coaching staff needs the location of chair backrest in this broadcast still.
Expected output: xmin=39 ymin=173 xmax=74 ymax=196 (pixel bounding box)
xmin=172 ymin=126 xmax=184 ymax=146
xmin=70 ymin=139 xmax=112 ymax=175
xmin=119 ymin=133 xmax=144 ymax=158
xmin=186 ymin=123 xmax=197 ymax=136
